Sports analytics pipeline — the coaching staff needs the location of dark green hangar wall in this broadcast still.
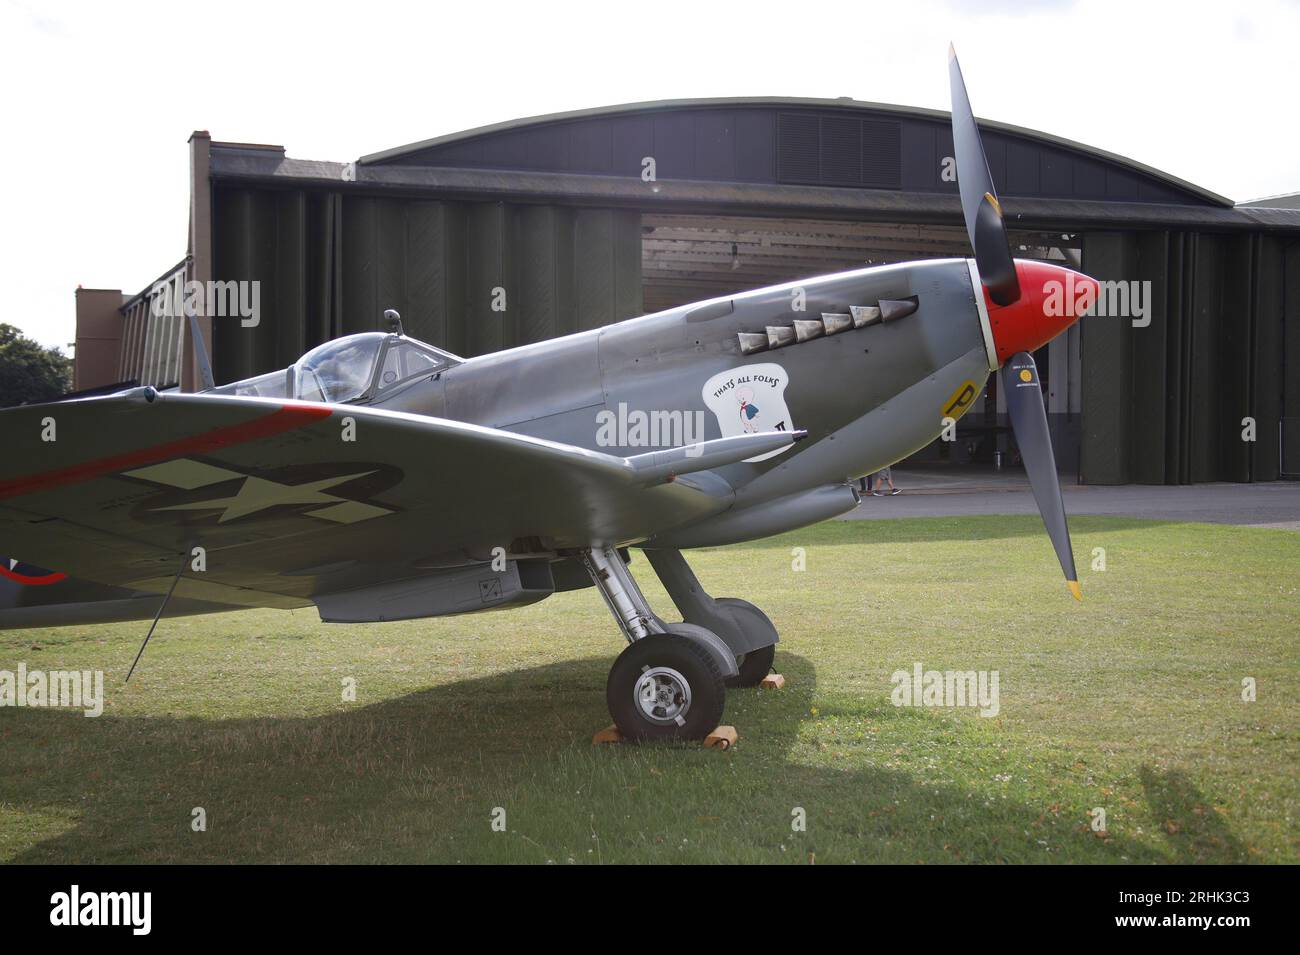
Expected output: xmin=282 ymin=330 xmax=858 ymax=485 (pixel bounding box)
xmin=184 ymin=99 xmax=1300 ymax=485
xmin=1081 ymin=232 xmax=1300 ymax=483
xmin=209 ymin=188 xmax=640 ymax=377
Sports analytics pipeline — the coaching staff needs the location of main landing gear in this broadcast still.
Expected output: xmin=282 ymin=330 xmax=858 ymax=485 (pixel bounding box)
xmin=581 ymin=545 xmax=779 ymax=742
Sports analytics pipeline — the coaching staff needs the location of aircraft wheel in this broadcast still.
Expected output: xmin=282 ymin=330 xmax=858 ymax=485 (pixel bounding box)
xmin=727 ymin=642 xmax=776 ymax=689
xmin=607 ymin=632 xmax=725 ymax=742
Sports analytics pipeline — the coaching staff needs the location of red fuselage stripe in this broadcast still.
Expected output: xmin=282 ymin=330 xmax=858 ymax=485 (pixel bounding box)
xmin=0 ymin=566 xmax=66 ymax=585
xmin=0 ymin=405 xmax=332 ymax=502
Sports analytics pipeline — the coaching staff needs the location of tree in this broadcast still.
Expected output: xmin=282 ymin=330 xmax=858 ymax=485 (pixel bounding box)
xmin=0 ymin=324 xmax=72 ymax=408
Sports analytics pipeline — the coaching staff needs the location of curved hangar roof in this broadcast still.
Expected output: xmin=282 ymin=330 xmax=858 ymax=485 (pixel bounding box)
xmin=359 ymin=96 xmax=1231 ymax=208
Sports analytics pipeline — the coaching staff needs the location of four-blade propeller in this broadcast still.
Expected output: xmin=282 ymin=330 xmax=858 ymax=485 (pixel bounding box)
xmin=948 ymin=45 xmax=1082 ymax=600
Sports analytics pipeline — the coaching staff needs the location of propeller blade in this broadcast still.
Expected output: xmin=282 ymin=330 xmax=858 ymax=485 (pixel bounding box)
xmin=999 ymin=352 xmax=1080 ymax=600
xmin=948 ymin=44 xmax=1021 ymax=306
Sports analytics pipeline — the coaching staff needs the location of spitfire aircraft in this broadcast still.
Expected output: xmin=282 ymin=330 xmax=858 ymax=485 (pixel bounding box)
xmin=0 ymin=50 xmax=1097 ymax=741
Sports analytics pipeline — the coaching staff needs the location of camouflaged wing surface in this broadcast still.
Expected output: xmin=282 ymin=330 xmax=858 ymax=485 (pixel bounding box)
xmin=0 ymin=389 xmax=729 ymax=607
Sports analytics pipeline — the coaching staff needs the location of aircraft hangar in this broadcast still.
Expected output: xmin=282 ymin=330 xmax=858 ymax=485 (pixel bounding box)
xmin=75 ymin=97 xmax=1300 ymax=484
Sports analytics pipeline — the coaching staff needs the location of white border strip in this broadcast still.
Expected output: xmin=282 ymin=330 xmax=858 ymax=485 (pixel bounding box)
xmin=966 ymin=258 xmax=999 ymax=372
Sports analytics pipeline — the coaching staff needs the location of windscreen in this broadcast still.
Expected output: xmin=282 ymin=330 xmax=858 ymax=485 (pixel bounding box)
xmin=293 ymin=333 xmax=386 ymax=403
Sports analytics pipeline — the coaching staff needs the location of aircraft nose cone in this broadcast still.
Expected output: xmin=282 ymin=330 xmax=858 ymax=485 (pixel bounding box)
xmin=984 ymin=260 xmax=1099 ymax=365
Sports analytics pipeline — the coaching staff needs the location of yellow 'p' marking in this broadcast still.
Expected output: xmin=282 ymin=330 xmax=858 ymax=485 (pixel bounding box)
xmin=942 ymin=380 xmax=980 ymax=419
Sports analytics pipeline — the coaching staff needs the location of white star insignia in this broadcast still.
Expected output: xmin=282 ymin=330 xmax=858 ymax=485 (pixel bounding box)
xmin=153 ymin=471 xmax=377 ymax=523
xmin=124 ymin=460 xmax=394 ymax=525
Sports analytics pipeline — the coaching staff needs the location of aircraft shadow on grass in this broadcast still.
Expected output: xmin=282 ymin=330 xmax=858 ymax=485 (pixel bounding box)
xmin=0 ymin=651 xmax=1246 ymax=864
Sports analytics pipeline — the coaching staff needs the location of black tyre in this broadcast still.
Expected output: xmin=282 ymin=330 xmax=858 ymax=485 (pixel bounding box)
xmin=607 ymin=632 xmax=726 ymax=741
xmin=728 ymin=642 xmax=776 ymax=688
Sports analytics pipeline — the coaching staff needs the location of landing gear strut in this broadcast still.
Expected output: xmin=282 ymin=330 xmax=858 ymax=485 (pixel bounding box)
xmin=643 ymin=549 xmax=779 ymax=689
xmin=582 ymin=545 xmax=737 ymax=741
xmin=582 ymin=545 xmax=779 ymax=741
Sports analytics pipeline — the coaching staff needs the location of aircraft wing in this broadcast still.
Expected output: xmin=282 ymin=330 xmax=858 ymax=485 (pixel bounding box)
xmin=0 ymin=389 xmax=770 ymax=609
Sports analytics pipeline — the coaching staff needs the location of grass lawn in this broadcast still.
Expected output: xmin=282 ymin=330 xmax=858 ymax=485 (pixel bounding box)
xmin=1 ymin=515 xmax=1296 ymax=864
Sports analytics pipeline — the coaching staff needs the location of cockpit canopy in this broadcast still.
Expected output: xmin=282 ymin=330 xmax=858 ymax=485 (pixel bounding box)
xmin=211 ymin=332 xmax=459 ymax=403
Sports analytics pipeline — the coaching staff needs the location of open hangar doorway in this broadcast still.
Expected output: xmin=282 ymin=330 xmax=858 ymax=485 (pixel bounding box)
xmin=640 ymin=213 xmax=1084 ymax=476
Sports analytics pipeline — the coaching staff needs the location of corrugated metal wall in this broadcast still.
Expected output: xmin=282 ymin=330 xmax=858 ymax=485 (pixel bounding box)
xmin=209 ymin=187 xmax=641 ymax=380
xmin=1081 ymin=232 xmax=1300 ymax=483
xmin=118 ymin=260 xmax=188 ymax=387
xmin=202 ymin=182 xmax=1298 ymax=485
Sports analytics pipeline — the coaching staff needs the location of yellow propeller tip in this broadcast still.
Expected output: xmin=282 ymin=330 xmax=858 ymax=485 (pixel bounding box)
xmin=1067 ymin=580 xmax=1082 ymax=602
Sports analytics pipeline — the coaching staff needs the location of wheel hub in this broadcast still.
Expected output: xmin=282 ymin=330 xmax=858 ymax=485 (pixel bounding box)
xmin=634 ymin=666 xmax=692 ymax=725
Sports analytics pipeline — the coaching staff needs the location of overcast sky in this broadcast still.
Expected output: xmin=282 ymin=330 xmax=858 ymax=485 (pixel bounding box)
xmin=3 ymin=0 xmax=1298 ymax=351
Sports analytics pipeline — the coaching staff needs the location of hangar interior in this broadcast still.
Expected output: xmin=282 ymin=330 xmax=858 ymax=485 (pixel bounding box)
xmin=75 ymin=98 xmax=1300 ymax=484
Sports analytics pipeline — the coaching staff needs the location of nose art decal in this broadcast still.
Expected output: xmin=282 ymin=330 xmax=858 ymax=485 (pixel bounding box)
xmin=701 ymin=363 xmax=795 ymax=463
